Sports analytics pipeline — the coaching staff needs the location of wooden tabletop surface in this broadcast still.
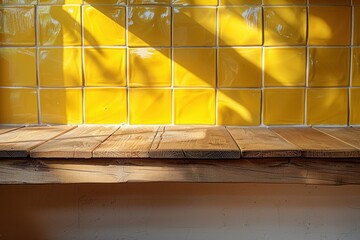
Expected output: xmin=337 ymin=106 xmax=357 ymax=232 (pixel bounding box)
xmin=0 ymin=125 xmax=359 ymax=159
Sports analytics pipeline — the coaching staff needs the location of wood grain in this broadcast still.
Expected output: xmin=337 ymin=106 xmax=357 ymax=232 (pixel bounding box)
xmin=0 ymin=126 xmax=74 ymax=158
xmin=227 ymin=127 xmax=301 ymax=158
xmin=149 ymin=126 xmax=240 ymax=159
xmin=1 ymin=158 xmax=360 ymax=185
xmin=30 ymin=126 xmax=118 ymax=159
xmin=273 ymin=128 xmax=360 ymax=158
xmin=0 ymin=126 xmax=23 ymax=135
xmin=93 ymin=126 xmax=159 ymax=158
xmin=315 ymin=128 xmax=360 ymax=150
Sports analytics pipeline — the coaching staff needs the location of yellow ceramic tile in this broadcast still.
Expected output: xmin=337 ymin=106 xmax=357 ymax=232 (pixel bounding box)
xmin=309 ymin=0 xmax=351 ymax=5
xmin=38 ymin=6 xmax=81 ymax=46
xmin=0 ymin=0 xmax=36 ymax=3
xmin=309 ymin=6 xmax=351 ymax=46
xmin=39 ymin=0 xmax=82 ymax=3
xmin=129 ymin=48 xmax=171 ymax=87
xmin=84 ymin=6 xmax=126 ymax=46
xmin=84 ymin=48 xmax=126 ymax=87
xmin=264 ymin=47 xmax=306 ymax=87
xmin=351 ymin=89 xmax=360 ymax=125
xmin=129 ymin=89 xmax=172 ymax=124
xmin=174 ymin=48 xmax=216 ymax=87
xmin=218 ymin=90 xmax=261 ymax=126
xmin=0 ymin=48 xmax=36 ymax=87
xmin=130 ymin=0 xmax=170 ymax=3
xmin=219 ymin=6 xmax=262 ymax=46
xmin=353 ymin=48 xmax=360 ymax=86
xmin=173 ymin=0 xmax=217 ymax=5
xmin=355 ymin=7 xmax=360 ymax=46
xmin=307 ymin=88 xmax=348 ymax=125
xmin=173 ymin=7 xmax=216 ymax=46
xmin=39 ymin=48 xmax=82 ymax=87
xmin=220 ymin=0 xmax=261 ymax=5
xmin=0 ymin=7 xmax=35 ymax=46
xmin=308 ymin=48 xmax=350 ymax=87
xmin=264 ymin=7 xmax=307 ymax=46
xmin=85 ymin=88 xmax=127 ymax=124
xmin=218 ymin=48 xmax=262 ymax=88
xmin=128 ymin=6 xmax=171 ymax=47
xmin=85 ymin=0 xmax=126 ymax=3
xmin=0 ymin=88 xmax=38 ymax=124
xmin=40 ymin=88 xmax=83 ymax=125
xmin=175 ymin=89 xmax=215 ymax=125
xmin=263 ymin=0 xmax=306 ymax=4
xmin=264 ymin=88 xmax=305 ymax=125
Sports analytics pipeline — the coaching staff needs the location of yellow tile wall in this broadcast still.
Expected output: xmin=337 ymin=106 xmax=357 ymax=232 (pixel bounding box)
xmin=0 ymin=0 xmax=358 ymax=126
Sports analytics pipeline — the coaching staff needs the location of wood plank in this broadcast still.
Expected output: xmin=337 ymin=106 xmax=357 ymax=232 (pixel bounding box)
xmin=93 ymin=126 xmax=159 ymax=158
xmin=30 ymin=126 xmax=118 ymax=159
xmin=1 ymin=158 xmax=360 ymax=185
xmin=149 ymin=126 xmax=240 ymax=159
xmin=272 ymin=128 xmax=360 ymax=158
xmin=0 ymin=126 xmax=74 ymax=158
xmin=227 ymin=127 xmax=301 ymax=158
xmin=0 ymin=126 xmax=23 ymax=135
xmin=315 ymin=128 xmax=360 ymax=150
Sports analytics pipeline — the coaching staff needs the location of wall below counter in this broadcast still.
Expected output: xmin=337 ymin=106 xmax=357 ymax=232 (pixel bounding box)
xmin=1 ymin=183 xmax=360 ymax=240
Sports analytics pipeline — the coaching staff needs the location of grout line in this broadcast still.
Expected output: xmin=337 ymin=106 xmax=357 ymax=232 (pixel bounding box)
xmin=171 ymin=6 xmax=175 ymax=126
xmin=35 ymin=4 xmax=41 ymax=125
xmin=126 ymin=5 xmax=130 ymax=125
xmin=215 ymin=4 xmax=219 ymax=125
xmin=260 ymin=5 xmax=265 ymax=127
xmin=81 ymin=3 xmax=85 ymax=125
xmin=304 ymin=3 xmax=309 ymax=126
xmin=349 ymin=5 xmax=355 ymax=126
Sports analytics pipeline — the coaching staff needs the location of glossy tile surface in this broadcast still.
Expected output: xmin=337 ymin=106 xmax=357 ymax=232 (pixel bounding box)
xmin=129 ymin=89 xmax=172 ymax=124
xmin=0 ymin=0 xmax=36 ymax=3
xmin=263 ymin=0 xmax=306 ymax=4
xmin=355 ymin=7 xmax=360 ymax=46
xmin=39 ymin=0 xmax=82 ymax=3
xmin=1 ymin=1 xmax=358 ymax=126
xmin=264 ymin=47 xmax=306 ymax=87
xmin=174 ymin=89 xmax=215 ymax=125
xmin=85 ymin=88 xmax=127 ymax=124
xmin=218 ymin=90 xmax=261 ymax=126
xmin=220 ymin=0 xmax=261 ymax=4
xmin=0 ymin=48 xmax=36 ymax=87
xmin=309 ymin=0 xmax=351 ymax=4
xmin=264 ymin=6 xmax=306 ymax=46
xmin=84 ymin=48 xmax=126 ymax=87
xmin=218 ymin=48 xmax=262 ymax=88
xmin=353 ymin=48 xmax=360 ymax=86
xmin=174 ymin=48 xmax=216 ymax=87
xmin=173 ymin=0 xmax=217 ymax=5
xmin=0 ymin=7 xmax=35 ymax=46
xmin=40 ymin=88 xmax=83 ymax=125
xmin=85 ymin=0 xmax=126 ymax=3
xmin=307 ymin=88 xmax=348 ymax=125
xmin=264 ymin=88 xmax=305 ymax=125
xmin=308 ymin=48 xmax=350 ymax=87
xmin=83 ymin=6 xmax=126 ymax=46
xmin=173 ymin=7 xmax=216 ymax=46
xmin=38 ymin=5 xmax=81 ymax=46
xmin=0 ymin=88 xmax=38 ymax=124
xmin=129 ymin=48 xmax=171 ymax=87
xmin=128 ymin=6 xmax=171 ymax=47
xmin=219 ymin=6 xmax=262 ymax=46
xmin=39 ymin=48 xmax=82 ymax=87
xmin=351 ymin=89 xmax=360 ymax=125
xmin=308 ymin=6 xmax=351 ymax=46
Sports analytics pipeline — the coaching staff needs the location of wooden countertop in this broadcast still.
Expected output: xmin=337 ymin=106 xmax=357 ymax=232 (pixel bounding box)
xmin=0 ymin=125 xmax=359 ymax=185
